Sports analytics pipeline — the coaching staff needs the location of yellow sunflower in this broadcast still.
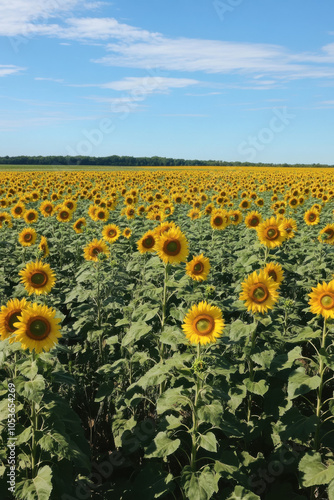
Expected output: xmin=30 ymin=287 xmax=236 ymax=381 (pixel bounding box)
xmin=256 ymin=217 xmax=287 ymax=248
xmin=23 ymin=209 xmax=39 ymax=224
xmin=11 ymin=201 xmax=25 ymax=219
xmin=19 ymin=261 xmax=56 ymax=295
xmin=137 ymin=230 xmax=157 ymax=253
xmin=264 ymin=262 xmax=284 ymax=287
xmin=73 ymin=217 xmax=86 ymax=234
xmin=309 ymin=281 xmax=334 ymax=319
xmin=0 ymin=298 xmax=29 ymax=341
xmin=102 ymin=224 xmax=121 ymax=244
xmin=210 ymin=210 xmax=229 ymax=230
xmin=318 ymin=225 xmax=334 ymax=245
xmin=123 ymin=228 xmax=132 ymax=239
xmin=83 ymin=239 xmax=110 ymax=261
xmin=304 ymin=209 xmax=320 ymax=226
xmin=93 ymin=207 xmax=109 ymax=222
xmin=155 ymin=226 xmax=189 ymax=264
xmin=281 ymin=218 xmax=297 ymax=239
xmin=39 ymin=201 xmax=54 ymax=217
xmin=18 ymin=228 xmax=37 ymax=247
xmin=239 ymin=269 xmax=279 ymax=314
xmin=182 ymin=301 xmax=224 ymax=345
xmin=245 ymin=211 xmax=263 ymax=229
xmin=229 ymin=210 xmax=243 ymax=225
xmin=56 ymin=206 xmax=72 ymax=223
xmin=186 ymin=254 xmax=210 ymax=281
xmin=38 ymin=236 xmax=49 ymax=258
xmin=0 ymin=212 xmax=12 ymax=228
xmin=13 ymin=302 xmax=61 ymax=354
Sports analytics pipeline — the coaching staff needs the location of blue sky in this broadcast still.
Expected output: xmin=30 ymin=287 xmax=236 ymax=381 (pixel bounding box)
xmin=1 ymin=0 xmax=334 ymax=163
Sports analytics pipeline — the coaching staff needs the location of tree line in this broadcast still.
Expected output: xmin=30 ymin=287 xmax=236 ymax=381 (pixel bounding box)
xmin=0 ymin=155 xmax=333 ymax=168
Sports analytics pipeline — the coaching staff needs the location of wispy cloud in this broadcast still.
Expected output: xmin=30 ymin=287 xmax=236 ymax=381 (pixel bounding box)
xmin=35 ymin=77 xmax=64 ymax=83
xmin=0 ymin=65 xmax=25 ymax=77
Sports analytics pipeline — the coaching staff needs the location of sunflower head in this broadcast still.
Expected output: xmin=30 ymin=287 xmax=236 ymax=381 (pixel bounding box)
xmin=318 ymin=225 xmax=334 ymax=245
xmin=186 ymin=254 xmax=210 ymax=281
xmin=182 ymin=301 xmax=224 ymax=345
xmin=38 ymin=236 xmax=49 ymax=258
xmin=19 ymin=228 xmax=37 ymax=247
xmin=309 ymin=281 xmax=334 ymax=319
xmin=155 ymin=226 xmax=189 ymax=264
xmin=137 ymin=230 xmax=157 ymax=253
xmin=256 ymin=217 xmax=287 ymax=248
xmin=84 ymin=239 xmax=110 ymax=262
xmin=13 ymin=302 xmax=61 ymax=354
xmin=245 ymin=211 xmax=263 ymax=229
xmin=264 ymin=262 xmax=284 ymax=287
xmin=102 ymin=224 xmax=121 ymax=243
xmin=240 ymin=269 xmax=280 ymax=314
xmin=0 ymin=298 xmax=29 ymax=341
xmin=19 ymin=261 xmax=56 ymax=295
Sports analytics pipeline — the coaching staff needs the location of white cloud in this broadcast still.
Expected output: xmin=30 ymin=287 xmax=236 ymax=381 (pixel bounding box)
xmin=35 ymin=77 xmax=64 ymax=82
xmin=0 ymin=64 xmax=24 ymax=77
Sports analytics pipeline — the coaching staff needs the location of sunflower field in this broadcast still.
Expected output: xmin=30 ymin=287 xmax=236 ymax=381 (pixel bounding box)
xmin=1 ymin=166 xmax=334 ymax=500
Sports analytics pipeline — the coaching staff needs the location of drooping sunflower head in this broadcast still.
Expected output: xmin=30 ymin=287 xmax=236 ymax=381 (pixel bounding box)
xmin=19 ymin=261 xmax=56 ymax=295
xmin=318 ymin=225 xmax=334 ymax=245
xmin=245 ymin=211 xmax=263 ymax=229
xmin=73 ymin=217 xmax=87 ymax=234
xmin=18 ymin=228 xmax=37 ymax=247
xmin=264 ymin=262 xmax=284 ymax=287
xmin=309 ymin=281 xmax=334 ymax=319
xmin=13 ymin=302 xmax=61 ymax=354
xmin=239 ymin=269 xmax=280 ymax=314
xmin=0 ymin=298 xmax=29 ymax=341
xmin=137 ymin=230 xmax=157 ymax=253
xmin=186 ymin=254 xmax=210 ymax=281
xmin=256 ymin=217 xmax=287 ymax=248
xmin=83 ymin=238 xmax=110 ymax=262
xmin=102 ymin=223 xmax=121 ymax=243
xmin=182 ymin=301 xmax=224 ymax=345
xmin=38 ymin=236 xmax=49 ymax=258
xmin=155 ymin=226 xmax=189 ymax=264
xmin=0 ymin=212 xmax=12 ymax=228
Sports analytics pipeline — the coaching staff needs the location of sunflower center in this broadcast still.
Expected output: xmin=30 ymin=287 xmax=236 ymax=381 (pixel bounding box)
xmin=193 ymin=262 xmax=204 ymax=274
xmin=143 ymin=236 xmax=155 ymax=249
xmin=92 ymin=247 xmax=101 ymax=256
xmin=97 ymin=211 xmax=105 ymax=219
xmin=76 ymin=222 xmax=83 ymax=229
xmin=30 ymin=271 xmax=48 ymax=287
xmin=291 ymin=199 xmax=297 ymax=206
xmin=27 ymin=317 xmax=51 ymax=340
xmin=309 ymin=213 xmax=316 ymax=222
xmin=24 ymin=233 xmax=33 ymax=242
xmin=45 ymin=205 xmax=52 ymax=213
xmin=251 ymin=284 xmax=269 ymax=303
xmin=265 ymin=227 xmax=279 ymax=240
xmin=27 ymin=212 xmax=36 ymax=221
xmin=108 ymin=229 xmax=116 ymax=237
xmin=66 ymin=202 xmax=74 ymax=210
xmin=6 ymin=311 xmax=21 ymax=332
xmin=164 ymin=240 xmax=181 ymax=256
xmin=15 ymin=207 xmax=22 ymax=214
xmin=250 ymin=217 xmax=259 ymax=227
xmin=325 ymin=229 xmax=334 ymax=239
xmin=194 ymin=315 xmax=215 ymax=336
xmin=320 ymin=294 xmax=334 ymax=309
xmin=214 ymin=216 xmax=223 ymax=226
xmin=60 ymin=211 xmax=69 ymax=219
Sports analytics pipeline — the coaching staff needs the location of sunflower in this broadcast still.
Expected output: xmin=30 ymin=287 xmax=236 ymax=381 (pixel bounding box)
xmin=256 ymin=217 xmax=287 ymax=248
xmin=11 ymin=201 xmax=25 ymax=218
xmin=123 ymin=228 xmax=132 ymax=239
xmin=125 ymin=206 xmax=136 ymax=219
xmin=186 ymin=254 xmax=210 ymax=281
xmin=239 ymin=269 xmax=279 ymax=314
xmin=19 ymin=261 xmax=56 ymax=295
xmin=318 ymin=225 xmax=334 ymax=245
xmin=23 ymin=209 xmax=38 ymax=224
xmin=73 ymin=217 xmax=86 ymax=234
xmin=229 ymin=210 xmax=243 ymax=225
xmin=155 ymin=226 xmax=189 ymax=264
xmin=102 ymin=224 xmax=121 ymax=244
xmin=13 ymin=302 xmax=61 ymax=354
xmin=93 ymin=207 xmax=109 ymax=222
xmin=83 ymin=239 xmax=110 ymax=261
xmin=245 ymin=211 xmax=263 ymax=229
xmin=39 ymin=201 xmax=54 ymax=217
xmin=210 ymin=210 xmax=229 ymax=230
xmin=0 ymin=298 xmax=29 ymax=341
xmin=264 ymin=262 xmax=284 ymax=287
xmin=309 ymin=281 xmax=334 ymax=319
xmin=0 ymin=212 xmax=12 ymax=228
xmin=137 ymin=230 xmax=157 ymax=253
xmin=56 ymin=206 xmax=72 ymax=223
xmin=182 ymin=301 xmax=224 ymax=345
xmin=281 ymin=218 xmax=297 ymax=239
xmin=239 ymin=199 xmax=251 ymax=210
xmin=18 ymin=228 xmax=37 ymax=247
xmin=38 ymin=236 xmax=49 ymax=258
xmin=304 ymin=209 xmax=320 ymax=226
xmin=188 ymin=208 xmax=201 ymax=220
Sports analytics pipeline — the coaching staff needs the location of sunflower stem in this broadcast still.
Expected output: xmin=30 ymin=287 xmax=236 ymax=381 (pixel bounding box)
xmin=247 ymin=318 xmax=258 ymax=423
xmin=159 ymin=263 xmax=169 ymax=395
xmin=190 ymin=345 xmax=201 ymax=472
xmin=95 ymin=261 xmax=104 ymax=364
xmin=30 ymin=350 xmax=38 ymax=479
xmin=313 ymin=318 xmax=327 ymax=453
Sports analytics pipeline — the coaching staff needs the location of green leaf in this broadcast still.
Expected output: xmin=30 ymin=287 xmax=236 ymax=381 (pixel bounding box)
xmin=229 ymin=320 xmax=255 ymax=343
xmin=226 ymin=485 xmax=261 ymax=500
xmin=244 ymin=378 xmax=269 ymax=396
xmin=23 ymin=375 xmax=45 ymax=403
xmin=198 ymin=432 xmax=217 ymax=452
xmin=328 ymin=479 xmax=334 ymax=500
xmin=197 ymin=401 xmax=223 ymax=426
xmin=145 ymin=432 xmax=181 ymax=458
xmin=288 ymin=368 xmax=321 ymax=399
xmin=19 ymin=360 xmax=38 ymax=380
xmin=299 ymin=452 xmax=334 ymax=487
xmin=121 ymin=321 xmax=151 ymax=346
xmin=181 ymin=466 xmax=219 ymax=500
xmin=157 ymin=387 xmax=189 ymax=414
xmin=17 ymin=465 xmax=53 ymax=500
xmin=16 ymin=427 xmax=32 ymax=445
